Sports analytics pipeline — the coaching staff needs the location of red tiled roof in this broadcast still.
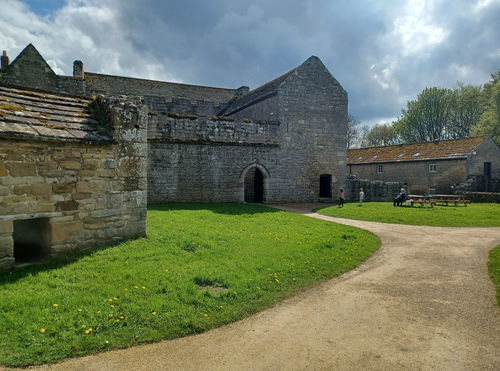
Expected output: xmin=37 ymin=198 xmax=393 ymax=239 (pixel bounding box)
xmin=347 ymin=137 xmax=488 ymax=164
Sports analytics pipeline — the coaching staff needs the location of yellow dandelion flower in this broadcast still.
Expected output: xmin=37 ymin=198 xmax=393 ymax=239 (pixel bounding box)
xmin=96 ymin=311 xmax=102 ymax=314
xmin=124 ymin=288 xmax=128 ymax=291
xmin=40 ymin=328 xmax=46 ymax=334
xmin=113 ymin=297 xmax=118 ymax=301
xmin=115 ymin=319 xmax=120 ymax=323
xmin=77 ymin=308 xmax=83 ymax=312
xmin=119 ymin=316 xmax=125 ymax=319
xmin=202 ymin=313 xmax=209 ymax=317
xmin=52 ymin=304 xmax=59 ymax=307
xmin=152 ymin=312 xmax=157 ymax=315
xmin=81 ymin=325 xmax=87 ymax=328
xmin=84 ymin=328 xmax=93 ymax=334
xmin=164 ymin=269 xmax=169 ymax=272
xmin=107 ymin=298 xmax=113 ymax=302
xmin=134 ymin=286 xmax=139 ymax=289
xmin=108 ymin=314 xmax=113 ymax=318
xmin=219 ymin=305 xmax=224 ymax=308
xmin=141 ymin=286 xmax=146 ymax=289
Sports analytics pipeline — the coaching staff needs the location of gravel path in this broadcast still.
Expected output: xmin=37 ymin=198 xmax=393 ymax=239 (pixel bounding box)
xmin=30 ymin=203 xmax=500 ymax=371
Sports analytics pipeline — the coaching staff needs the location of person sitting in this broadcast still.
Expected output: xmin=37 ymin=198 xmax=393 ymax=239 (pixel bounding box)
xmin=393 ymin=188 xmax=407 ymax=206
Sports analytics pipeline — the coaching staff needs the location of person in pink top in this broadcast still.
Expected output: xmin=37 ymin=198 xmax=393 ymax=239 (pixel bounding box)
xmin=338 ymin=188 xmax=345 ymax=207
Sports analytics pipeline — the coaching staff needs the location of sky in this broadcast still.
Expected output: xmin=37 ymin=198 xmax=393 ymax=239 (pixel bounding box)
xmin=1 ymin=0 xmax=499 ymax=126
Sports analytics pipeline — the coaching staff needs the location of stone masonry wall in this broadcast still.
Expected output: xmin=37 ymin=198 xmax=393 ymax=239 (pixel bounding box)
xmin=231 ymin=57 xmax=348 ymax=201
xmin=147 ymin=113 xmax=281 ymax=203
xmin=0 ymin=97 xmax=147 ymax=269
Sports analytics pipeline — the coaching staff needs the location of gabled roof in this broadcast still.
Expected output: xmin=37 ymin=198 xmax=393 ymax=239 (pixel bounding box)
xmin=0 ymin=85 xmax=112 ymax=143
xmin=4 ymin=43 xmax=56 ymax=75
xmin=218 ymin=66 xmax=298 ymax=116
xmin=347 ymin=136 xmax=489 ymax=164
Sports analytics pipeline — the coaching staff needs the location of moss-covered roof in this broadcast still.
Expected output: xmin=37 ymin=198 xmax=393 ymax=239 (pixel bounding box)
xmin=348 ymin=137 xmax=489 ymax=164
xmin=0 ymin=85 xmax=112 ymax=143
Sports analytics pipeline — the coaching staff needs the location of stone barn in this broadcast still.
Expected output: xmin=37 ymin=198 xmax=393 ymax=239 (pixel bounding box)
xmin=0 ymin=43 xmax=348 ymax=267
xmin=347 ymin=136 xmax=500 ymax=194
xmin=0 ymin=86 xmax=147 ymax=268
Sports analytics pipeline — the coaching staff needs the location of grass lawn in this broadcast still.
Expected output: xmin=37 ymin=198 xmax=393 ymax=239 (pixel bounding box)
xmin=488 ymin=245 xmax=500 ymax=306
xmin=316 ymin=202 xmax=500 ymax=227
xmin=0 ymin=203 xmax=379 ymax=367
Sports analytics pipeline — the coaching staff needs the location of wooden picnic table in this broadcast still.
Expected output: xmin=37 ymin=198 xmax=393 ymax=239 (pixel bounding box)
xmin=407 ymin=194 xmax=470 ymax=207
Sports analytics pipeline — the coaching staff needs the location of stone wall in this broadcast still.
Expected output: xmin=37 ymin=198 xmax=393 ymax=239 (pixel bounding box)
xmin=231 ymin=56 xmax=348 ymax=201
xmin=0 ymin=97 xmax=148 ymax=269
xmin=147 ymin=114 xmax=280 ymax=203
xmin=345 ymin=178 xmax=404 ymax=202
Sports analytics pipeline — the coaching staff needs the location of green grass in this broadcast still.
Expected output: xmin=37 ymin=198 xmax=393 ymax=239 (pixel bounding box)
xmin=317 ymin=202 xmax=500 ymax=227
xmin=0 ymin=203 xmax=380 ymax=367
xmin=488 ymin=245 xmax=500 ymax=306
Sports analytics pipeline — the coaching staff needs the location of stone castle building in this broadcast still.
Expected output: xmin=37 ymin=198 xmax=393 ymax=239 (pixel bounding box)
xmin=0 ymin=44 xmax=348 ymax=267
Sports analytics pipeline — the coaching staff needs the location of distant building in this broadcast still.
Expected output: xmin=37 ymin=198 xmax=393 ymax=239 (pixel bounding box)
xmin=347 ymin=136 xmax=500 ymax=193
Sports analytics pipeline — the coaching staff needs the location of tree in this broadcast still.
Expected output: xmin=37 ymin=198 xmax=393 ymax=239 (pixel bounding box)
xmin=346 ymin=115 xmax=361 ymax=148
xmin=446 ymin=84 xmax=482 ymax=139
xmin=393 ymin=87 xmax=451 ymax=143
xmin=471 ymin=71 xmax=500 ymax=144
xmin=361 ymin=124 xmax=399 ymax=147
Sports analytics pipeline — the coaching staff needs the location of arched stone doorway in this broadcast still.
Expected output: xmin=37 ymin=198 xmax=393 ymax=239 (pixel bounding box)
xmin=240 ymin=164 xmax=270 ymax=203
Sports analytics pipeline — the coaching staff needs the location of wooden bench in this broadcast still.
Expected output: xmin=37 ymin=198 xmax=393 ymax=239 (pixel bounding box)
xmin=406 ymin=194 xmax=471 ymax=207
xmin=406 ymin=195 xmax=435 ymax=207
xmin=431 ymin=195 xmax=471 ymax=207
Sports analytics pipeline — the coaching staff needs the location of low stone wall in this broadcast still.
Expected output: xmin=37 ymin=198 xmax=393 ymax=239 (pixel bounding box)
xmin=456 ymin=192 xmax=500 ymax=203
xmin=0 ymin=96 xmax=148 ymax=269
xmin=346 ymin=178 xmax=404 ymax=202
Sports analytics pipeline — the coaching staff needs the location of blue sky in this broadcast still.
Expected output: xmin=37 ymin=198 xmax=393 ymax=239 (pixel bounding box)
xmin=1 ymin=0 xmax=499 ymax=126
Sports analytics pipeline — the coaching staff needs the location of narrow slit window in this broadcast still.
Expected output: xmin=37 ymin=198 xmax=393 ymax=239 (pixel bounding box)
xmin=377 ymin=164 xmax=383 ymax=173
xmin=429 ymin=164 xmax=437 ymax=172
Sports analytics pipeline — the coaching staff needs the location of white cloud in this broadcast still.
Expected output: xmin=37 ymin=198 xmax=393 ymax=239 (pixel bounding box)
xmin=391 ymin=0 xmax=448 ymax=57
xmin=0 ymin=0 xmax=179 ymax=81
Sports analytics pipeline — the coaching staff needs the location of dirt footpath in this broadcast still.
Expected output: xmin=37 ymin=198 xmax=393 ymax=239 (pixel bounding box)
xmin=32 ymin=203 xmax=500 ymax=371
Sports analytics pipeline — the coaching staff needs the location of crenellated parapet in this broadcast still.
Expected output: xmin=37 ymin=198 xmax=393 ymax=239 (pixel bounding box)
xmin=148 ymin=112 xmax=280 ymax=146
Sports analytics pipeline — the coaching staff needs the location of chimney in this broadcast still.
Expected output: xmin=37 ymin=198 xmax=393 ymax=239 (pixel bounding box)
xmin=1 ymin=50 xmax=9 ymax=69
xmin=236 ymin=86 xmax=249 ymax=96
xmin=73 ymin=60 xmax=84 ymax=78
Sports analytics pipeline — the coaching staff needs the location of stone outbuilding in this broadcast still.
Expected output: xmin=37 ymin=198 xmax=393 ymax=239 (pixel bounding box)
xmin=347 ymin=136 xmax=500 ymax=194
xmin=0 ymin=85 xmax=147 ymax=268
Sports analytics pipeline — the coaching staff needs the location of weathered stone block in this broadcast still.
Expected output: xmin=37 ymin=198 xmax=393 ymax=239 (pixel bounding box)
xmin=60 ymin=161 xmax=81 ymax=170
xmin=50 ymin=221 xmax=82 ymax=245
xmin=0 ymin=235 xmax=13 ymax=257
xmin=0 ymin=257 xmax=15 ymax=269
xmin=55 ymin=200 xmax=79 ymax=211
xmin=0 ymin=220 xmax=13 ymax=234
xmin=52 ymin=183 xmax=75 ymax=193
xmin=0 ymin=161 xmax=7 ymax=177
xmin=32 ymin=183 xmax=52 ymax=196
xmin=6 ymin=162 xmax=37 ymax=177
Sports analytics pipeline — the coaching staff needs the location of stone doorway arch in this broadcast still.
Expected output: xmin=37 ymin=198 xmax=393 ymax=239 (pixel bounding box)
xmin=239 ymin=163 xmax=270 ymax=203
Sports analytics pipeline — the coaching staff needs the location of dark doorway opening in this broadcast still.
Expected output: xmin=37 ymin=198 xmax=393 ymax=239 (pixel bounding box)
xmin=244 ymin=167 xmax=264 ymax=203
xmin=484 ymin=162 xmax=491 ymax=177
xmin=319 ymin=174 xmax=332 ymax=198
xmin=13 ymin=218 xmax=50 ymax=262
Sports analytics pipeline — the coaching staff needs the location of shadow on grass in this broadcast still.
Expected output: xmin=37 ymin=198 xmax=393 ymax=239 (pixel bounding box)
xmin=148 ymin=202 xmax=281 ymax=215
xmin=0 ymin=238 xmax=143 ymax=286
xmin=0 ymin=203 xmax=278 ymax=285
